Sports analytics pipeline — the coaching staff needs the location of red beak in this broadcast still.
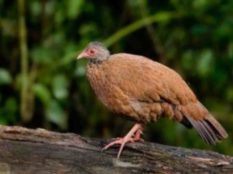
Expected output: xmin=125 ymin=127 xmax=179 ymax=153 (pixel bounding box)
xmin=77 ymin=51 xmax=88 ymax=60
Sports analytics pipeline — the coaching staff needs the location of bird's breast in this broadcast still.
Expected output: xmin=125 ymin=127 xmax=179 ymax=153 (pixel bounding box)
xmin=86 ymin=63 xmax=137 ymax=119
xmin=86 ymin=64 xmax=119 ymax=107
xmin=86 ymin=64 xmax=109 ymax=103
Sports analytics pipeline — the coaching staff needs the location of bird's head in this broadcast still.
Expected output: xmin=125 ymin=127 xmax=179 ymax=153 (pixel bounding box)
xmin=77 ymin=41 xmax=110 ymax=62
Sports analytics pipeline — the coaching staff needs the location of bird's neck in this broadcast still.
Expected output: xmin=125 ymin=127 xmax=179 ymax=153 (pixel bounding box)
xmin=89 ymin=59 xmax=103 ymax=64
xmin=89 ymin=56 xmax=110 ymax=65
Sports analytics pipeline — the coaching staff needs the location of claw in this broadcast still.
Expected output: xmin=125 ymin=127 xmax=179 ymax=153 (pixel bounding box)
xmin=102 ymin=123 xmax=143 ymax=158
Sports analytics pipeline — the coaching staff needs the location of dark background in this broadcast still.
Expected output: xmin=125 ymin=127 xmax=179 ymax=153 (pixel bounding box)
xmin=0 ymin=0 xmax=232 ymax=155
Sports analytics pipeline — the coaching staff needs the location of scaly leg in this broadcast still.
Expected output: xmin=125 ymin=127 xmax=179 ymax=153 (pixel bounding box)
xmin=102 ymin=123 xmax=143 ymax=158
xmin=134 ymin=128 xmax=144 ymax=142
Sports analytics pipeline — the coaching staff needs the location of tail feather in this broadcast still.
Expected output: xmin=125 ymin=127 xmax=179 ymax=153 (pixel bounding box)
xmin=205 ymin=116 xmax=228 ymax=139
xmin=180 ymin=102 xmax=228 ymax=144
xmin=202 ymin=120 xmax=219 ymax=143
xmin=186 ymin=116 xmax=227 ymax=144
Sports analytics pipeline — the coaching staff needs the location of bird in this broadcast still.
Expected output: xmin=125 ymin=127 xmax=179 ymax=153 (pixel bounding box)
xmin=77 ymin=41 xmax=228 ymax=159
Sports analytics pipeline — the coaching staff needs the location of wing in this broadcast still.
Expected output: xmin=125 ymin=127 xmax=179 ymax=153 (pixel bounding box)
xmin=107 ymin=53 xmax=197 ymax=105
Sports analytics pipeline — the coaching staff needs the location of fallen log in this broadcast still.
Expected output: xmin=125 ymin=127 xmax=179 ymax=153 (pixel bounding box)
xmin=0 ymin=126 xmax=232 ymax=174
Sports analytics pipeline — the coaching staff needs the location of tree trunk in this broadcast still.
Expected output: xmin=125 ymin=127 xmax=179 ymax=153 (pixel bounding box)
xmin=0 ymin=126 xmax=232 ymax=174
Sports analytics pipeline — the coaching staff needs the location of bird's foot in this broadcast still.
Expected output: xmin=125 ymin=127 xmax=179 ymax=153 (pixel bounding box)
xmin=102 ymin=123 xmax=143 ymax=159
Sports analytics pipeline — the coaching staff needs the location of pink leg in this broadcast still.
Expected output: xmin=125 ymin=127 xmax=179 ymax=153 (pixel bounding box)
xmin=134 ymin=128 xmax=144 ymax=142
xmin=102 ymin=123 xmax=143 ymax=159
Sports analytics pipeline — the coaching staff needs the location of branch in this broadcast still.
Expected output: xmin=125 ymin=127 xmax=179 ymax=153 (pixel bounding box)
xmin=104 ymin=12 xmax=175 ymax=47
xmin=18 ymin=0 xmax=32 ymax=122
xmin=0 ymin=126 xmax=232 ymax=174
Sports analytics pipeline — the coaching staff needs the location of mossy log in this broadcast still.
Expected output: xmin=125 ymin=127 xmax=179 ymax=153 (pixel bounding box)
xmin=0 ymin=126 xmax=232 ymax=174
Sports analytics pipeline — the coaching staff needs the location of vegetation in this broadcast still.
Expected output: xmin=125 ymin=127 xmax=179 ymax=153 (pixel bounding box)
xmin=0 ymin=0 xmax=232 ymax=155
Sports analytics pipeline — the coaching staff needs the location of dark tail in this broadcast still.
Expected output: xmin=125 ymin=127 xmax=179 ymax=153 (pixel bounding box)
xmin=180 ymin=102 xmax=228 ymax=144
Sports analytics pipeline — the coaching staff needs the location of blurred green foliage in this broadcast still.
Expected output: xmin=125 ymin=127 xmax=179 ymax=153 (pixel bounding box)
xmin=0 ymin=0 xmax=233 ymax=155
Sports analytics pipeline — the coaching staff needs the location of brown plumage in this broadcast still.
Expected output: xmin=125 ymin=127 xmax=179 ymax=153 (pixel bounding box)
xmin=77 ymin=41 xmax=228 ymax=158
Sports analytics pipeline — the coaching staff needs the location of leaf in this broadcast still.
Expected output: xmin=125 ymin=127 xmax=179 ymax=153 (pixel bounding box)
xmin=75 ymin=63 xmax=86 ymax=77
xmin=5 ymin=97 xmax=18 ymax=122
xmin=192 ymin=0 xmax=209 ymax=10
xmin=46 ymin=100 xmax=67 ymax=129
xmin=30 ymin=1 xmax=41 ymax=17
xmin=197 ymin=49 xmax=214 ymax=77
xmin=226 ymin=87 xmax=233 ymax=102
xmin=33 ymin=83 xmax=51 ymax=107
xmin=31 ymin=47 xmax=52 ymax=65
xmin=0 ymin=97 xmax=18 ymax=124
xmin=0 ymin=68 xmax=12 ymax=85
xmin=52 ymin=75 xmax=68 ymax=99
xmin=67 ymin=0 xmax=84 ymax=19
xmin=228 ymin=42 xmax=233 ymax=58
xmin=182 ymin=50 xmax=195 ymax=70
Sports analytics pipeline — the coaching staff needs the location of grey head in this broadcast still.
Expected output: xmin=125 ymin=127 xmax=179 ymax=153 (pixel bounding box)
xmin=77 ymin=41 xmax=110 ymax=62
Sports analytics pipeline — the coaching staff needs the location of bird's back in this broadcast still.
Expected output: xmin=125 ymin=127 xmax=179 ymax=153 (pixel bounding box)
xmin=107 ymin=53 xmax=197 ymax=104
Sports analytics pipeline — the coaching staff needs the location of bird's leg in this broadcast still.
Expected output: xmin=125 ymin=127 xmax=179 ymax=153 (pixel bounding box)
xmin=133 ymin=128 xmax=144 ymax=142
xmin=102 ymin=123 xmax=143 ymax=158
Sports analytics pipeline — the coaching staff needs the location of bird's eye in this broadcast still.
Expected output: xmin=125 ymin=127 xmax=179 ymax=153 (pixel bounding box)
xmin=88 ymin=49 xmax=95 ymax=55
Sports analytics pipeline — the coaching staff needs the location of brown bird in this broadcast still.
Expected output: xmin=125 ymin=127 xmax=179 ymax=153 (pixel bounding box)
xmin=77 ymin=41 xmax=228 ymax=158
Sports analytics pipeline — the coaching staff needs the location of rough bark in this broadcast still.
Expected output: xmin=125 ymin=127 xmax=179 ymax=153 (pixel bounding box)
xmin=0 ymin=126 xmax=232 ymax=174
